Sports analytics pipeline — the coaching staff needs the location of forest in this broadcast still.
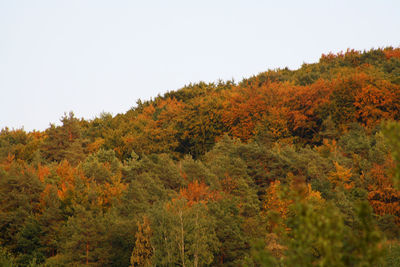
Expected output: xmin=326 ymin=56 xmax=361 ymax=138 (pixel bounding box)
xmin=1 ymin=47 xmax=400 ymax=266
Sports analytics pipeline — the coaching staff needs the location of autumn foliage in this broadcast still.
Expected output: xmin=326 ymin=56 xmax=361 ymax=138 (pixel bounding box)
xmin=1 ymin=47 xmax=400 ymax=266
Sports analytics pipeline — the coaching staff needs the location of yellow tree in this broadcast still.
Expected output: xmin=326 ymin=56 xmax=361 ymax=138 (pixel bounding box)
xmin=328 ymin=162 xmax=354 ymax=190
xmin=130 ymin=216 xmax=153 ymax=267
xmin=263 ymin=180 xmax=291 ymax=257
xmin=263 ymin=181 xmax=291 ymax=228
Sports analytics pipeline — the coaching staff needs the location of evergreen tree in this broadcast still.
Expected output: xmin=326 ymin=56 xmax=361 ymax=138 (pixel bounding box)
xmin=0 ymin=162 xmax=43 ymax=253
xmin=41 ymin=112 xmax=85 ymax=165
xmin=60 ymin=205 xmax=110 ymax=266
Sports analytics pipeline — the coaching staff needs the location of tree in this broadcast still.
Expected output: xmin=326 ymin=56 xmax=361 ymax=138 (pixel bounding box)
xmin=353 ymin=76 xmax=400 ymax=127
xmin=222 ymin=81 xmax=273 ymax=141
xmin=187 ymin=202 xmax=219 ymax=267
xmin=0 ymin=161 xmax=43 ymax=253
xmin=130 ymin=216 xmax=153 ymax=267
xmin=38 ymin=184 xmax=65 ymax=258
xmin=176 ymin=93 xmax=225 ymax=157
xmin=151 ymin=198 xmax=218 ymax=267
xmin=383 ymin=121 xmax=400 ymax=188
xmin=208 ymin=198 xmax=248 ymax=266
xmin=60 ymin=205 xmax=110 ymax=266
xmin=41 ymin=112 xmax=86 ymax=165
xmin=285 ymin=201 xmax=385 ymax=267
xmin=328 ymin=162 xmax=354 ymax=190
xmin=285 ymin=201 xmax=347 ymax=266
xmin=15 ymin=217 xmax=44 ymax=265
xmin=0 ymin=247 xmax=15 ymax=267
xmin=285 ymin=79 xmax=332 ymax=140
xmin=150 ymin=202 xmax=176 ymax=266
xmin=367 ymin=161 xmax=400 ymax=225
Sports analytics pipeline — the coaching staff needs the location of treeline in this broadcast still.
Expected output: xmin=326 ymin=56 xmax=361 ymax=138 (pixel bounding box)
xmin=1 ymin=47 xmax=400 ymax=266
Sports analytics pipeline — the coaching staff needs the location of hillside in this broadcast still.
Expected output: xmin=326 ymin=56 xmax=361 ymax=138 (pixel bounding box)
xmin=1 ymin=47 xmax=400 ymax=266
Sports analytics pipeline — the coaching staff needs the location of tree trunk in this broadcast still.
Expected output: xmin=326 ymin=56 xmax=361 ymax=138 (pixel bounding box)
xmin=194 ymin=209 xmax=199 ymax=267
xmin=86 ymin=242 xmax=89 ymax=265
xmin=179 ymin=210 xmax=186 ymax=267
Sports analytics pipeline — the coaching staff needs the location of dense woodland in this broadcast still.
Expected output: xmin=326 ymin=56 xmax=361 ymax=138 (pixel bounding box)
xmin=1 ymin=47 xmax=400 ymax=266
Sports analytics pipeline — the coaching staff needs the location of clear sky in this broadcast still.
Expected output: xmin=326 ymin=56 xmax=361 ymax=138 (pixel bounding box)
xmin=1 ymin=0 xmax=399 ymax=131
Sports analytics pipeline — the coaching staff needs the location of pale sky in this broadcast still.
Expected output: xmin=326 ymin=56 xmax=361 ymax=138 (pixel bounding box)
xmin=1 ymin=0 xmax=399 ymax=131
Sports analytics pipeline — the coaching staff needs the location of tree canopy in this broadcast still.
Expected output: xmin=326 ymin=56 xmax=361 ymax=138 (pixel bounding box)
xmin=1 ymin=47 xmax=400 ymax=266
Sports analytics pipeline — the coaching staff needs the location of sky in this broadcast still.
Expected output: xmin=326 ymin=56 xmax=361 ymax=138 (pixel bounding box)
xmin=1 ymin=0 xmax=399 ymax=131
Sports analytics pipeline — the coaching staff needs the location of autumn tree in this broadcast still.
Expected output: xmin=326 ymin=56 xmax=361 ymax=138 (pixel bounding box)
xmin=262 ymin=180 xmax=291 ymax=258
xmin=130 ymin=216 xmax=153 ymax=267
xmin=367 ymin=160 xmax=400 ymax=225
xmin=328 ymin=161 xmax=354 ymax=190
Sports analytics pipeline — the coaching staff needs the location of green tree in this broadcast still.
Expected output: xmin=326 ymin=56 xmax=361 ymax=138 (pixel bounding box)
xmin=41 ymin=112 xmax=86 ymax=165
xmin=0 ymin=162 xmax=43 ymax=253
xmin=38 ymin=185 xmax=65 ymax=258
xmin=150 ymin=202 xmax=177 ymax=265
xmin=187 ymin=202 xmax=219 ymax=267
xmin=208 ymin=198 xmax=248 ymax=266
xmin=383 ymin=121 xmax=400 ymax=188
xmin=82 ymin=149 xmax=121 ymax=184
xmin=60 ymin=205 xmax=110 ymax=266
xmin=151 ymin=198 xmax=218 ymax=266
xmin=15 ymin=217 xmax=44 ymax=266
xmin=0 ymin=247 xmax=15 ymax=267
xmin=284 ymin=200 xmax=384 ymax=267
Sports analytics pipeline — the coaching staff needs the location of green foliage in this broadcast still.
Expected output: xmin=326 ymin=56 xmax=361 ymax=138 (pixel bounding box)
xmin=0 ymin=247 xmax=15 ymax=267
xmin=244 ymin=239 xmax=278 ymax=267
xmin=382 ymin=243 xmax=400 ymax=266
xmin=208 ymin=198 xmax=248 ymax=266
xmin=82 ymin=149 xmax=121 ymax=184
xmin=15 ymin=217 xmax=44 ymax=266
xmin=383 ymin=121 xmax=400 ymax=188
xmin=150 ymin=199 xmax=219 ymax=266
xmin=41 ymin=112 xmax=86 ymax=165
xmin=0 ymin=162 xmax=44 ymax=252
xmin=60 ymin=205 xmax=110 ymax=266
xmin=286 ymin=202 xmax=348 ymax=266
xmin=283 ymin=201 xmax=385 ymax=267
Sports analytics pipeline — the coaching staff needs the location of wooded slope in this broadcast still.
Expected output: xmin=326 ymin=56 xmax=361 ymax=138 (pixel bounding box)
xmin=1 ymin=47 xmax=400 ymax=266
